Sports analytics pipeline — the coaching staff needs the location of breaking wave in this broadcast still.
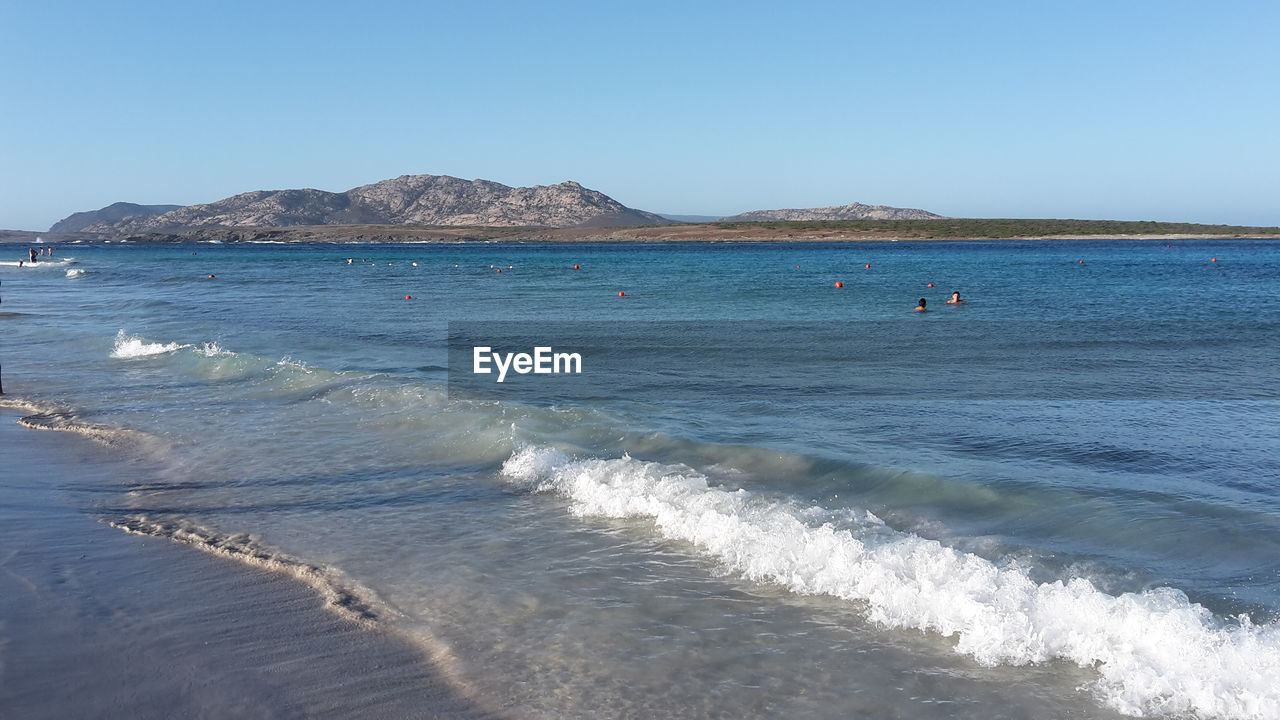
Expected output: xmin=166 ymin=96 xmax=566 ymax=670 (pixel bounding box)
xmin=501 ymin=445 xmax=1280 ymax=719
xmin=110 ymin=329 xmax=191 ymax=358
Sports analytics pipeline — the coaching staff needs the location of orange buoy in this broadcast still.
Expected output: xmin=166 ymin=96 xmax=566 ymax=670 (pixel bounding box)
xmin=573 ymin=264 xmax=580 ymax=270
xmin=496 ymin=269 xmax=502 ymax=273
xmin=208 ymin=274 xmax=215 ymax=278
xmin=927 ymin=283 xmax=934 ymax=287
xmin=405 ymin=295 xmax=413 ymax=300
xmin=1211 ymin=258 xmax=1218 ymax=262
xmin=834 ymin=281 xmax=843 ymax=288
xmin=1079 ymin=260 xmax=1085 ymax=264
xmin=619 ymin=291 xmax=626 ymax=297
xmin=865 ymin=264 xmax=871 ymax=269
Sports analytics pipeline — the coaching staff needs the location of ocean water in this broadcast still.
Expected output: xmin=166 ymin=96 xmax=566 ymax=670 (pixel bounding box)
xmin=2 ymin=238 xmax=1278 ymax=719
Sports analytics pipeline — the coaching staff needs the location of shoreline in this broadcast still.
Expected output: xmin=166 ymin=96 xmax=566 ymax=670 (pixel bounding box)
xmin=4 ymin=224 xmax=1280 ymax=246
xmin=0 ymin=406 xmax=496 ymax=719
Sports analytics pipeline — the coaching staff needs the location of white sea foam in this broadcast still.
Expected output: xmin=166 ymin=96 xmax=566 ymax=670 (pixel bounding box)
xmin=276 ymin=356 xmax=313 ymax=373
xmin=196 ymin=341 xmax=235 ymax=357
xmin=66 ymin=268 xmax=86 ymax=278
xmin=110 ymin=330 xmax=190 ymax=359
xmin=501 ymin=446 xmax=1280 ymax=719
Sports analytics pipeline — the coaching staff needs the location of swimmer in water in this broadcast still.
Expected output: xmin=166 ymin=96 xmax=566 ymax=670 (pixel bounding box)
xmin=947 ymin=291 xmax=964 ymax=304
xmin=915 ymin=298 xmax=928 ymax=312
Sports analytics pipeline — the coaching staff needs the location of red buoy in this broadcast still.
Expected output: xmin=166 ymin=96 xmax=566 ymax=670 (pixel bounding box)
xmin=496 ymin=269 xmax=502 ymax=273
xmin=834 ymin=281 xmax=843 ymax=288
xmin=406 ymin=295 xmax=413 ymax=300
xmin=927 ymin=283 xmax=934 ymax=287
xmin=619 ymin=291 xmax=626 ymax=297
xmin=1211 ymin=258 xmax=1218 ymax=262
xmin=208 ymin=274 xmax=215 ymax=278
xmin=865 ymin=264 xmax=871 ymax=269
xmin=573 ymin=264 xmax=580 ymax=270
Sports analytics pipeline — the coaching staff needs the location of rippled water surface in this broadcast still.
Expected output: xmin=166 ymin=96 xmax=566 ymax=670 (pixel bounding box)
xmin=2 ymin=238 xmax=1278 ymax=719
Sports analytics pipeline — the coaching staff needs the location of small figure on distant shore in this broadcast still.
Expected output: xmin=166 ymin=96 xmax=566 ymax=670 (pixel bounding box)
xmin=947 ymin=291 xmax=965 ymax=305
xmin=915 ymin=298 xmax=928 ymax=312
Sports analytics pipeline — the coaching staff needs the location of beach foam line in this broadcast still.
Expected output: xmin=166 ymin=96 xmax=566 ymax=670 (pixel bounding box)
xmin=108 ymin=514 xmax=385 ymax=625
xmin=5 ymin=398 xmax=159 ymax=449
xmin=106 ymin=511 xmax=488 ymax=710
xmin=111 ymin=329 xmax=191 ymax=358
xmin=501 ymin=445 xmax=1280 ymax=720
xmin=0 ymin=396 xmax=49 ymax=415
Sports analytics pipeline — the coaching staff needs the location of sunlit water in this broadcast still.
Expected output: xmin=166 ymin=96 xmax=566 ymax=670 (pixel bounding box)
xmin=2 ymin=239 xmax=1278 ymax=719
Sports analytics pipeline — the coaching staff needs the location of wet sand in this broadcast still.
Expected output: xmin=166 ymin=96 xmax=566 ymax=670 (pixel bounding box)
xmin=0 ymin=408 xmax=495 ymax=719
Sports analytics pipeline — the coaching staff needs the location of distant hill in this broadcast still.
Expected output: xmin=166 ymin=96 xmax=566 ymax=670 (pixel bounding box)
xmin=657 ymin=213 xmax=720 ymax=223
xmin=50 ymin=202 xmax=184 ymax=233
xmin=62 ymin=175 xmax=668 ymax=233
xmin=721 ymin=202 xmax=943 ymax=222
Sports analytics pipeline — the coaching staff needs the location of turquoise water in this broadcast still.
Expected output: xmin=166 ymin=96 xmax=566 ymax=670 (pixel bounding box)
xmin=2 ymin=238 xmax=1278 ymax=719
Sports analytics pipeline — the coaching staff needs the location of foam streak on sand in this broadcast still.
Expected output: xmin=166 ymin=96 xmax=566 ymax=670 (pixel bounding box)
xmin=104 ymin=513 xmax=489 ymax=711
xmin=3 ymin=397 xmax=157 ymax=449
xmin=502 ymin=446 xmax=1280 ymax=720
xmin=108 ymin=514 xmax=383 ymax=624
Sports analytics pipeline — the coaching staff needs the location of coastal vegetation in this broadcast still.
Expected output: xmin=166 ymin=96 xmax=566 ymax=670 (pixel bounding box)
xmin=710 ymin=218 xmax=1280 ymax=238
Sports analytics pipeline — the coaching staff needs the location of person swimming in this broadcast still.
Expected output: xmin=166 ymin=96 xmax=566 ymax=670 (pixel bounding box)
xmin=947 ymin=291 xmax=965 ymax=304
xmin=915 ymin=298 xmax=928 ymax=312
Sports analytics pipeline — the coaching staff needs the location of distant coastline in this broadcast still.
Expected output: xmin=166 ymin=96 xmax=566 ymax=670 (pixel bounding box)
xmin=4 ymin=219 xmax=1280 ymax=246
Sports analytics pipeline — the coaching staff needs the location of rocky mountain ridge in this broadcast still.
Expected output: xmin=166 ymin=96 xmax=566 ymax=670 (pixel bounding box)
xmin=721 ymin=202 xmax=943 ymax=222
xmin=62 ymin=175 xmax=667 ymax=233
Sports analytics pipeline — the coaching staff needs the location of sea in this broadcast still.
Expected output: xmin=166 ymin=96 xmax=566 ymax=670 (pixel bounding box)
xmin=2 ymin=238 xmax=1278 ymax=719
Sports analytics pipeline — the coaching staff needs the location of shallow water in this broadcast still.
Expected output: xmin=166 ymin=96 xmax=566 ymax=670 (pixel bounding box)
xmin=2 ymin=238 xmax=1277 ymax=718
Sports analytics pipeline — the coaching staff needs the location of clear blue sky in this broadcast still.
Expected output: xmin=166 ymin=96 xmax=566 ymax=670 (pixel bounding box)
xmin=3 ymin=0 xmax=1278 ymax=230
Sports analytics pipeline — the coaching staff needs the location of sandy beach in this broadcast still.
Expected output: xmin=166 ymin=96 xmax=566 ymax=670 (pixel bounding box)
xmin=0 ymin=407 xmax=494 ymax=719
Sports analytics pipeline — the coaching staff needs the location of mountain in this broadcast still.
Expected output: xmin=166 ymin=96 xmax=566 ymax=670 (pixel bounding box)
xmin=65 ymin=175 xmax=668 ymax=233
xmin=720 ymin=202 xmax=943 ymax=222
xmin=49 ymin=202 xmax=185 ymax=233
